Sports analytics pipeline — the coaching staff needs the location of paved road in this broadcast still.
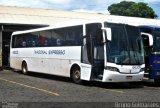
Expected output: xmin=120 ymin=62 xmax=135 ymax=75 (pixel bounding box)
xmin=0 ymin=70 xmax=160 ymax=108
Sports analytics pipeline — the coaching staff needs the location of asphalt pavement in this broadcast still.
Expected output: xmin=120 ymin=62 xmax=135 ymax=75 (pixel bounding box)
xmin=0 ymin=70 xmax=160 ymax=108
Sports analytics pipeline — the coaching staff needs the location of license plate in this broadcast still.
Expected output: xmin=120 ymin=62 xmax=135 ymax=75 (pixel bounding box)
xmin=126 ymin=76 xmax=133 ymax=79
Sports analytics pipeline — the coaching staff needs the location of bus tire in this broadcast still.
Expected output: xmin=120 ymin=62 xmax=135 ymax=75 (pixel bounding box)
xmin=154 ymin=78 xmax=160 ymax=86
xmin=22 ymin=61 xmax=28 ymax=74
xmin=71 ymin=67 xmax=82 ymax=84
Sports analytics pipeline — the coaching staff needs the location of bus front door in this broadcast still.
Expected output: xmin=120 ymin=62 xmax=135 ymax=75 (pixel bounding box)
xmin=81 ymin=36 xmax=104 ymax=81
xmin=81 ymin=36 xmax=92 ymax=81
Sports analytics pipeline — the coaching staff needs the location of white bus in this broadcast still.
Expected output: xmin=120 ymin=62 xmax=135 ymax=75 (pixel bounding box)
xmin=10 ymin=20 xmax=145 ymax=83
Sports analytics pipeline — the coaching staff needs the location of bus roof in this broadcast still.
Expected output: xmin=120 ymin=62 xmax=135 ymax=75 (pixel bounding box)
xmin=139 ymin=25 xmax=160 ymax=31
xmin=12 ymin=19 xmax=139 ymax=36
xmin=11 ymin=20 xmax=100 ymax=35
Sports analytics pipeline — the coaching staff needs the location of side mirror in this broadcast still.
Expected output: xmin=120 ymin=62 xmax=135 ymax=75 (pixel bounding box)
xmin=102 ymin=28 xmax=112 ymax=41
xmin=141 ymin=32 xmax=153 ymax=46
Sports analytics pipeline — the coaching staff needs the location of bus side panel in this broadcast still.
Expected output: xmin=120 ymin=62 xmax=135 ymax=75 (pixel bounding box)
xmin=10 ymin=57 xmax=22 ymax=70
xmin=10 ymin=47 xmax=81 ymax=78
xmin=149 ymin=55 xmax=160 ymax=78
xmin=10 ymin=49 xmax=23 ymax=70
xmin=48 ymin=59 xmax=70 ymax=77
xmin=81 ymin=63 xmax=92 ymax=81
xmin=47 ymin=46 xmax=81 ymax=77
xmin=26 ymin=58 xmax=48 ymax=73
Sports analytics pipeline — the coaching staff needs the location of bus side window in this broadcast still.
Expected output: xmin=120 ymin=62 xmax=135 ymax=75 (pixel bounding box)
xmin=27 ymin=36 xmax=33 ymax=47
xmin=40 ymin=36 xmax=46 ymax=46
xmin=18 ymin=37 xmax=23 ymax=47
xmin=77 ymin=31 xmax=83 ymax=45
xmin=51 ymin=31 xmax=57 ymax=46
xmin=46 ymin=30 xmax=52 ymax=46
xmin=70 ymin=31 xmax=76 ymax=45
xmin=35 ymin=36 xmax=39 ymax=47
xmin=65 ymin=28 xmax=76 ymax=46
xmin=56 ymin=38 xmax=60 ymax=46
xmin=52 ymin=30 xmax=63 ymax=46
xmin=64 ymin=26 xmax=83 ymax=46
xmin=32 ymin=40 xmax=36 ymax=47
xmin=51 ymin=38 xmax=57 ymax=46
xmin=32 ymin=32 xmax=39 ymax=47
xmin=66 ymin=32 xmax=71 ymax=46
xmin=39 ymin=31 xmax=51 ymax=47
xmin=22 ymin=41 xmax=26 ymax=47
xmin=22 ymin=35 xmax=26 ymax=47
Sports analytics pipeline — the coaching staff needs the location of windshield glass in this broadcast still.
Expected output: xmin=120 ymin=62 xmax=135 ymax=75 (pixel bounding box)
xmin=104 ymin=22 xmax=144 ymax=65
xmin=153 ymin=30 xmax=160 ymax=53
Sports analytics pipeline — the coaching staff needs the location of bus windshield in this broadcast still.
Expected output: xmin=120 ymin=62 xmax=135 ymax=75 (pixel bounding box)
xmin=153 ymin=30 xmax=160 ymax=53
xmin=104 ymin=22 xmax=144 ymax=65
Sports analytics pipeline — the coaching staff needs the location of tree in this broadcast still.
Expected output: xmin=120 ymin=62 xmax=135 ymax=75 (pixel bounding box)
xmin=108 ymin=1 xmax=158 ymax=19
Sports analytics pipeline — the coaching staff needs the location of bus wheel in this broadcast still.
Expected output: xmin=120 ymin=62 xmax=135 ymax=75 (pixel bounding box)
xmin=72 ymin=67 xmax=82 ymax=84
xmin=154 ymin=78 xmax=160 ymax=86
xmin=22 ymin=62 xmax=28 ymax=74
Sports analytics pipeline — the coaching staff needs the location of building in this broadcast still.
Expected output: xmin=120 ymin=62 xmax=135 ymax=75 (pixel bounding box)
xmin=0 ymin=6 xmax=160 ymax=69
xmin=0 ymin=6 xmax=109 ymax=69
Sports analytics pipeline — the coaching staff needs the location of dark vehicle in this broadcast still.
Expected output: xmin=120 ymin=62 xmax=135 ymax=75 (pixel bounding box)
xmin=140 ymin=25 xmax=160 ymax=85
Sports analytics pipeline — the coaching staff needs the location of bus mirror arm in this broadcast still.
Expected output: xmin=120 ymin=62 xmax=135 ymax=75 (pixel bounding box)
xmin=141 ymin=32 xmax=153 ymax=46
xmin=102 ymin=28 xmax=112 ymax=41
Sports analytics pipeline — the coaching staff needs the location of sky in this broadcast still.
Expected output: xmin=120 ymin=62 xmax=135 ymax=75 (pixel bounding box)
xmin=0 ymin=0 xmax=159 ymax=19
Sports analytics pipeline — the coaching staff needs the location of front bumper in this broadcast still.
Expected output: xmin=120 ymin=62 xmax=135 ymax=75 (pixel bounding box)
xmin=102 ymin=70 xmax=144 ymax=82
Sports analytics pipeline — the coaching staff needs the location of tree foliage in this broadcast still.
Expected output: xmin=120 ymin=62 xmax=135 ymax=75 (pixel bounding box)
xmin=108 ymin=1 xmax=158 ymax=19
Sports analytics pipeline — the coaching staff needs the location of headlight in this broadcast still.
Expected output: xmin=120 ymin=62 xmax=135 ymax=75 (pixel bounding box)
xmin=105 ymin=66 xmax=119 ymax=72
xmin=140 ymin=68 xmax=145 ymax=72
